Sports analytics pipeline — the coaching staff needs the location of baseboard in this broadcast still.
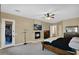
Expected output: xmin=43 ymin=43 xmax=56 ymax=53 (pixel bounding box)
xmin=26 ymin=40 xmax=43 ymax=43
xmin=0 ymin=47 xmax=3 ymax=49
xmin=0 ymin=46 xmax=7 ymax=49
xmin=0 ymin=43 xmax=24 ymax=49
xmin=14 ymin=40 xmax=43 ymax=46
xmin=14 ymin=43 xmax=24 ymax=46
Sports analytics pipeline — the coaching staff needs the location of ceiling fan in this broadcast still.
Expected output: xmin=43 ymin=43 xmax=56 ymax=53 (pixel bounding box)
xmin=44 ymin=12 xmax=55 ymax=19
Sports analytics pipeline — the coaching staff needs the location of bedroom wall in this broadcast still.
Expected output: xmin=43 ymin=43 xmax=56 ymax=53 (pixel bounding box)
xmin=0 ymin=12 xmax=50 ymax=47
xmin=62 ymin=17 xmax=79 ymax=33
xmin=0 ymin=5 xmax=1 ymax=47
xmin=42 ymin=22 xmax=50 ymax=30
xmin=57 ymin=21 xmax=63 ymax=37
xmin=58 ymin=17 xmax=79 ymax=37
xmin=0 ymin=17 xmax=1 ymax=47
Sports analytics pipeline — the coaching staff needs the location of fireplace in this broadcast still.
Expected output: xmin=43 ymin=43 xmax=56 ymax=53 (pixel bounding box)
xmin=35 ymin=32 xmax=40 ymax=39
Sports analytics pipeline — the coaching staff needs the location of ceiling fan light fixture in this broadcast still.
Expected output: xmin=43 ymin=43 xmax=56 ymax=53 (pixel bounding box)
xmin=45 ymin=17 xmax=51 ymax=20
xmin=44 ymin=12 xmax=55 ymax=20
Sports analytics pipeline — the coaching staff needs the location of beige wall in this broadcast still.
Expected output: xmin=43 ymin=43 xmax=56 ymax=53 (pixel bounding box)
xmin=0 ymin=18 xmax=1 ymax=46
xmin=0 ymin=12 xmax=50 ymax=47
xmin=62 ymin=18 xmax=79 ymax=33
xmin=58 ymin=17 xmax=79 ymax=36
xmin=57 ymin=21 xmax=63 ymax=36
xmin=42 ymin=22 xmax=50 ymax=30
xmin=0 ymin=11 xmax=1 ymax=47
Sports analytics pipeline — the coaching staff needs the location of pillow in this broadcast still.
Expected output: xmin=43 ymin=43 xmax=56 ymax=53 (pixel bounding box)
xmin=44 ymin=39 xmax=54 ymax=43
xmin=69 ymin=37 xmax=79 ymax=50
xmin=44 ymin=36 xmax=62 ymax=43
xmin=70 ymin=37 xmax=79 ymax=42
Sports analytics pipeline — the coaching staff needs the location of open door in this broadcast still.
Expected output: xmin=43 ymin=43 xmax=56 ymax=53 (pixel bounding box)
xmin=1 ymin=19 xmax=15 ymax=48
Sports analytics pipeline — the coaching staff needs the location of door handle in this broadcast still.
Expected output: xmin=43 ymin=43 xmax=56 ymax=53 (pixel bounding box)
xmin=13 ymin=35 xmax=15 ymax=37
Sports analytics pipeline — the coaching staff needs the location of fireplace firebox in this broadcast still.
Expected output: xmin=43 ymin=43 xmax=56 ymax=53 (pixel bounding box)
xmin=35 ymin=32 xmax=40 ymax=39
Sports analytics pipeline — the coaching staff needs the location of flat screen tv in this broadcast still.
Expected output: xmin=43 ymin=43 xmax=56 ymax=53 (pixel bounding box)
xmin=34 ymin=24 xmax=42 ymax=30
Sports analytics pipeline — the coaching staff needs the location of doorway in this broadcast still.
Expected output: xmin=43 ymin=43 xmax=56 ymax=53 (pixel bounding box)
xmin=1 ymin=19 xmax=15 ymax=48
xmin=5 ymin=22 xmax=12 ymax=45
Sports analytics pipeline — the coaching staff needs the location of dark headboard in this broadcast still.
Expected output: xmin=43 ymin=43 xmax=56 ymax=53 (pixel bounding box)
xmin=64 ymin=32 xmax=79 ymax=44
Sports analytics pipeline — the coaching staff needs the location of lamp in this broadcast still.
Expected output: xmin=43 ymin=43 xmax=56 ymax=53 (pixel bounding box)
xmin=24 ymin=29 xmax=27 ymax=45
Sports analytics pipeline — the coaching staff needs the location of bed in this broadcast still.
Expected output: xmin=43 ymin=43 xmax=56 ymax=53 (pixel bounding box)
xmin=69 ymin=37 xmax=79 ymax=50
xmin=42 ymin=35 xmax=78 ymax=55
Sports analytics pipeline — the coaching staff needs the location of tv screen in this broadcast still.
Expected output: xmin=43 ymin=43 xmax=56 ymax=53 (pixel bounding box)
xmin=34 ymin=24 xmax=42 ymax=30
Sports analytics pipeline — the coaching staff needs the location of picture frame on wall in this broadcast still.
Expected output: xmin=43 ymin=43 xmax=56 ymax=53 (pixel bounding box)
xmin=34 ymin=24 xmax=42 ymax=30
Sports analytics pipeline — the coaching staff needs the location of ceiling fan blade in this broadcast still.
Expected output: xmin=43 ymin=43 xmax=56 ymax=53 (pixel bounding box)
xmin=47 ymin=13 xmax=50 ymax=17
xmin=44 ymin=14 xmax=47 ymax=17
xmin=44 ymin=13 xmax=49 ymax=17
xmin=51 ymin=16 xmax=54 ymax=18
xmin=43 ymin=12 xmax=55 ymax=19
xmin=51 ymin=14 xmax=55 ymax=16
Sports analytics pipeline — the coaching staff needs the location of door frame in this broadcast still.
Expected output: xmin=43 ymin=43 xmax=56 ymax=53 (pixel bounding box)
xmin=1 ymin=19 xmax=15 ymax=48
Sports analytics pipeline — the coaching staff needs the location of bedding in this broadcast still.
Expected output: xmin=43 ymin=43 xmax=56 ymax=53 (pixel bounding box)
xmin=69 ymin=37 xmax=79 ymax=50
xmin=44 ymin=36 xmax=62 ymax=43
xmin=43 ymin=37 xmax=76 ymax=53
xmin=44 ymin=39 xmax=54 ymax=43
xmin=43 ymin=37 xmax=60 ymax=45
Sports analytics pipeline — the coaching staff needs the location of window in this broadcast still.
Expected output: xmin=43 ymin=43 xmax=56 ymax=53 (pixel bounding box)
xmin=50 ymin=25 xmax=57 ymax=37
xmin=65 ymin=26 xmax=78 ymax=33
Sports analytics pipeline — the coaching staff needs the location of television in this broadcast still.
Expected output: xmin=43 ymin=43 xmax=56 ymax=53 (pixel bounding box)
xmin=34 ymin=24 xmax=42 ymax=30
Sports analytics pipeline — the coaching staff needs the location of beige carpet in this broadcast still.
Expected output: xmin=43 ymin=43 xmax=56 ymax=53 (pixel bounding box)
xmin=0 ymin=43 xmax=56 ymax=55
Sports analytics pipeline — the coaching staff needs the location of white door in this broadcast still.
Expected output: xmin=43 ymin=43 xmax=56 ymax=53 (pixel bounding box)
xmin=1 ymin=19 xmax=15 ymax=48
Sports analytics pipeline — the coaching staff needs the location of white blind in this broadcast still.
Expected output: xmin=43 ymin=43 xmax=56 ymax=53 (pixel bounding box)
xmin=50 ymin=25 xmax=57 ymax=37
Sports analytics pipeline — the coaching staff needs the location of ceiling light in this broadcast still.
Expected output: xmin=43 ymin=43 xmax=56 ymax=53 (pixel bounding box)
xmin=45 ymin=17 xmax=51 ymax=20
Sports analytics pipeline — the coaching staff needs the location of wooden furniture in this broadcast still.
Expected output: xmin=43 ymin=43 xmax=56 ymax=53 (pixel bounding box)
xmin=44 ymin=30 xmax=50 ymax=39
xmin=42 ymin=42 xmax=76 ymax=55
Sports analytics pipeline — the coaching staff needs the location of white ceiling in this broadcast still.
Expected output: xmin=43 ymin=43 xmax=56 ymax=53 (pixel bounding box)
xmin=1 ymin=4 xmax=79 ymax=23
